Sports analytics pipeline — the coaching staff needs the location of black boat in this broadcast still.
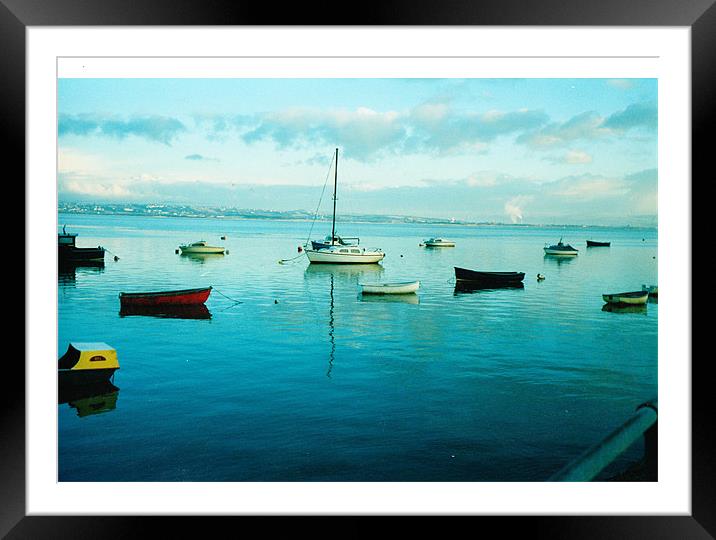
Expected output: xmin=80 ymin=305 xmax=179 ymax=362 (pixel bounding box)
xmin=586 ymin=240 xmax=611 ymax=247
xmin=454 ymin=267 xmax=525 ymax=285
xmin=58 ymin=225 xmax=105 ymax=263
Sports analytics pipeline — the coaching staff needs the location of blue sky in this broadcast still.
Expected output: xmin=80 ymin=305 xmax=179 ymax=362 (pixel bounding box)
xmin=58 ymin=78 xmax=657 ymax=225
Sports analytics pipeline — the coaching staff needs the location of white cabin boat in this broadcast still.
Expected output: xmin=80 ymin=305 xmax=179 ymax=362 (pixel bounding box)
xmin=304 ymin=149 xmax=385 ymax=264
xmin=179 ymin=241 xmax=225 ymax=255
xmin=423 ymin=237 xmax=455 ymax=247
xmin=544 ymin=238 xmax=578 ymax=256
xmin=306 ymin=245 xmax=385 ymax=264
xmin=359 ymin=281 xmax=420 ymax=295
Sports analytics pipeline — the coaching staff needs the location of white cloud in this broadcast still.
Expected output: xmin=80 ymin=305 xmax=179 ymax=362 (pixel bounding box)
xmin=564 ymin=150 xmax=593 ymax=164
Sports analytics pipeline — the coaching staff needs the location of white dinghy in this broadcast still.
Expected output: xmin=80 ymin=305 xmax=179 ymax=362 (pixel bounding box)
xmin=359 ymin=281 xmax=420 ymax=295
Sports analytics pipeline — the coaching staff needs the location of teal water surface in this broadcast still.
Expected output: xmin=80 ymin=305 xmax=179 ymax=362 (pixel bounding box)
xmin=58 ymin=213 xmax=658 ymax=481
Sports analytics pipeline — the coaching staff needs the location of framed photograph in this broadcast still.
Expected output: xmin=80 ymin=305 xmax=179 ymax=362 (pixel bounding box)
xmin=8 ymin=0 xmax=706 ymax=536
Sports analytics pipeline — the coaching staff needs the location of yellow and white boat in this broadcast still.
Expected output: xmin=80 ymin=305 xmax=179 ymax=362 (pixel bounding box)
xmin=59 ymin=342 xmax=119 ymax=384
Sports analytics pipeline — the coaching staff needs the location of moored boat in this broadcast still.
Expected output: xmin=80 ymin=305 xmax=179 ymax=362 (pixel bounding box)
xmin=179 ymin=241 xmax=225 ymax=254
xmin=586 ymin=240 xmax=611 ymax=247
xmin=304 ymin=148 xmax=385 ymax=264
xmin=307 ymin=245 xmax=385 ymax=264
xmin=602 ymin=290 xmax=649 ymax=305
xmin=359 ymin=281 xmax=420 ymax=295
xmin=59 ymin=342 xmax=119 ymax=385
xmin=454 ymin=267 xmax=525 ymax=285
xmin=544 ymin=238 xmax=578 ymax=256
xmin=58 ymin=226 xmax=105 ymax=263
xmin=119 ymin=286 xmax=212 ymax=307
xmin=423 ymin=237 xmax=455 ymax=247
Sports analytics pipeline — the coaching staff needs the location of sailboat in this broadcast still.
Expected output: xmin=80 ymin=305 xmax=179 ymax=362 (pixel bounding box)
xmin=304 ymin=149 xmax=385 ymax=264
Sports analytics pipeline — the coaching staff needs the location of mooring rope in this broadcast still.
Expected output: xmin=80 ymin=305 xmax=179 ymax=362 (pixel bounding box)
xmin=305 ymin=152 xmax=336 ymax=246
xmin=212 ymin=288 xmax=243 ymax=304
xmin=104 ymin=247 xmax=120 ymax=260
xmin=279 ymin=251 xmax=305 ymax=264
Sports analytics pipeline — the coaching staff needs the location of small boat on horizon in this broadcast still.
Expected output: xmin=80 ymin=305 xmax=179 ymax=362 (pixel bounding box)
xmin=179 ymin=241 xmax=225 ymax=255
xmin=423 ymin=237 xmax=455 ymax=247
xmin=119 ymin=286 xmax=212 ymax=307
xmin=454 ymin=267 xmax=525 ymax=285
xmin=359 ymin=281 xmax=420 ymax=295
xmin=602 ymin=290 xmax=649 ymax=306
xmin=544 ymin=238 xmax=579 ymax=256
xmin=586 ymin=240 xmax=611 ymax=247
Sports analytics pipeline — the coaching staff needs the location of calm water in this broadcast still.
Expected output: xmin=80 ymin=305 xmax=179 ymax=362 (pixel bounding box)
xmin=58 ymin=213 xmax=658 ymax=481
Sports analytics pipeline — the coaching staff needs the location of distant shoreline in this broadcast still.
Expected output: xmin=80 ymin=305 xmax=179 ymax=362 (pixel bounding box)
xmin=58 ymin=204 xmax=658 ymax=230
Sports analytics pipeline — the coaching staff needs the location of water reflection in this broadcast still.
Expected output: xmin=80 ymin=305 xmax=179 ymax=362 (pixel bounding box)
xmin=601 ymin=303 xmax=648 ymax=314
xmin=179 ymin=252 xmax=226 ymax=264
xmin=119 ymin=304 xmax=212 ymax=319
xmin=454 ymin=281 xmax=525 ymax=295
xmin=304 ymin=263 xmax=384 ymax=282
xmin=359 ymin=293 xmax=420 ymax=304
xmin=302 ymin=266 xmax=384 ymax=378
xmin=58 ymin=380 xmax=120 ymax=418
xmin=543 ymin=254 xmax=578 ymax=266
xmin=58 ymin=261 xmax=105 ymax=285
xmin=327 ymin=273 xmax=335 ymax=378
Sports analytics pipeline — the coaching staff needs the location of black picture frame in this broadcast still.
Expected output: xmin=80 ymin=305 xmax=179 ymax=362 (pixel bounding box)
xmin=6 ymin=0 xmax=705 ymax=537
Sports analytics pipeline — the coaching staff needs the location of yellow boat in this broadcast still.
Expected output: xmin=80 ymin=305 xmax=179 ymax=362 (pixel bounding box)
xmin=59 ymin=342 xmax=119 ymax=384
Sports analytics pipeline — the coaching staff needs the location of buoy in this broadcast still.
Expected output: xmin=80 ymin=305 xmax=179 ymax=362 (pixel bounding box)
xmin=274 ymin=299 xmax=278 ymax=304
xmin=114 ymin=255 xmax=119 ymax=262
xmin=226 ymin=250 xmax=229 ymax=255
xmin=298 ymin=246 xmax=303 ymax=253
xmin=175 ymin=249 xmax=179 ymax=254
xmin=400 ymin=254 xmax=403 ymax=257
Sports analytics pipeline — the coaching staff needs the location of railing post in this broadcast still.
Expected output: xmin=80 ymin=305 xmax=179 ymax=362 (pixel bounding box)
xmin=638 ymin=400 xmax=659 ymax=481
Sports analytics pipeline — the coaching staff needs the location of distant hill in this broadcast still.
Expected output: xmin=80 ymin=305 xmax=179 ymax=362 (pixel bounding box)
xmin=57 ymin=202 xmax=657 ymax=229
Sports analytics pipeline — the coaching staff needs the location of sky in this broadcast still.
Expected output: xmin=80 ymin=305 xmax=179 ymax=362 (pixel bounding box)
xmin=57 ymin=78 xmax=658 ymax=225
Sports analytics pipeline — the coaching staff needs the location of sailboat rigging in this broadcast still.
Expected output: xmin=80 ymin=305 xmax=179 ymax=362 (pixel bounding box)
xmin=304 ymin=149 xmax=385 ymax=264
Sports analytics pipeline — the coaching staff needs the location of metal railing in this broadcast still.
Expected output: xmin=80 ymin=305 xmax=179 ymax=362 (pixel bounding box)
xmin=549 ymin=399 xmax=658 ymax=482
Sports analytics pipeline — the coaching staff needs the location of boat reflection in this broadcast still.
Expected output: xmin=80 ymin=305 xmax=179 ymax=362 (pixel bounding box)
xmin=304 ymin=263 xmax=384 ymax=281
xmin=58 ymin=380 xmax=120 ymax=418
xmin=454 ymin=281 xmax=525 ymax=295
xmin=543 ymin=253 xmax=577 ymax=265
xmin=327 ymin=273 xmax=336 ymax=378
xmin=119 ymin=303 xmax=212 ymax=319
xmin=179 ymin=252 xmax=226 ymax=264
xmin=58 ymin=261 xmax=105 ymax=285
xmin=359 ymin=292 xmax=420 ymax=304
xmin=601 ymin=303 xmax=648 ymax=314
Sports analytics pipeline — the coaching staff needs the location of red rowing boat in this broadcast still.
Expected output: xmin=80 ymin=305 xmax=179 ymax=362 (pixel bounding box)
xmin=119 ymin=286 xmax=212 ymax=307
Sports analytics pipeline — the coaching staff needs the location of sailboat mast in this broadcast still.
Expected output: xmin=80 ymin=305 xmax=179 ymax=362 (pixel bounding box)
xmin=331 ymin=147 xmax=338 ymax=244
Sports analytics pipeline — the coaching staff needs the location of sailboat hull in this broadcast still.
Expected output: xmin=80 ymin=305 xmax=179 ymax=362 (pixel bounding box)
xmin=305 ymin=249 xmax=385 ymax=264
